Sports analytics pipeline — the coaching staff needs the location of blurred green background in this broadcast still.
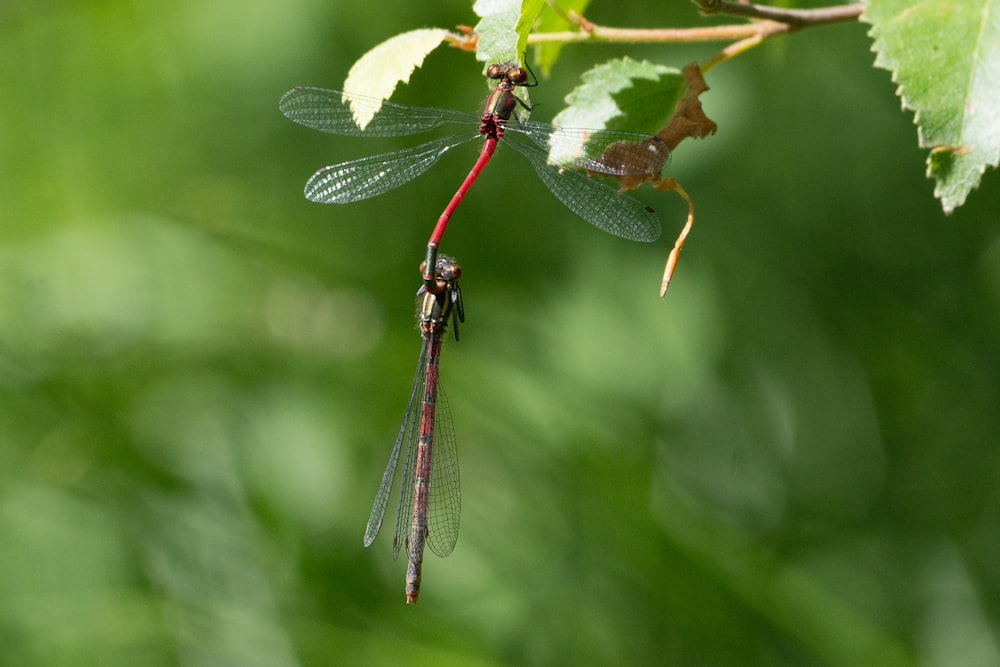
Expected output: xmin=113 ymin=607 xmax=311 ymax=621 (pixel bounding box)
xmin=3 ymin=1 xmax=1000 ymax=665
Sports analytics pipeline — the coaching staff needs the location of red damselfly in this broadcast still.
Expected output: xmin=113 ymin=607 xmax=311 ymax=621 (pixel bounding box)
xmin=363 ymin=255 xmax=464 ymax=603
xmin=279 ymin=64 xmax=671 ymax=288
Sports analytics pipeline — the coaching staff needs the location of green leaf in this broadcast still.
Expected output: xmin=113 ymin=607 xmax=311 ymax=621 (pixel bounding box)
xmin=515 ymin=0 xmax=546 ymax=64
xmin=474 ymin=0 xmax=541 ymax=67
xmin=551 ymin=57 xmax=686 ymax=135
xmin=342 ymin=28 xmax=449 ymax=129
xmin=474 ymin=0 xmax=522 ymax=66
xmin=864 ymin=0 xmax=1000 ymax=214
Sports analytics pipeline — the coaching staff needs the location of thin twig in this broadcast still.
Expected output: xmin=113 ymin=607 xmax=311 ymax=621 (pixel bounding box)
xmin=526 ymin=21 xmax=788 ymax=45
xmin=522 ymin=1 xmax=862 ymax=49
xmin=692 ymin=0 xmax=864 ymax=28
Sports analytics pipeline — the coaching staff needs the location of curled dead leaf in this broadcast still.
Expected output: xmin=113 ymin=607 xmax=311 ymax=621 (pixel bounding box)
xmin=657 ymin=62 xmax=718 ymax=151
xmin=585 ymin=62 xmax=716 ymax=296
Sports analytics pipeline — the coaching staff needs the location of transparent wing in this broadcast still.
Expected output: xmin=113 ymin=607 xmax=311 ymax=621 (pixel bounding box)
xmin=281 ymin=86 xmax=669 ymax=182
xmin=510 ymin=122 xmax=671 ymax=179
xmin=279 ymin=86 xmax=479 ymax=138
xmin=363 ymin=348 xmax=425 ymax=553
xmin=504 ymin=133 xmax=663 ymax=243
xmin=426 ymin=384 xmax=460 ymax=558
xmin=391 ymin=345 xmax=428 ymax=561
xmin=304 ymin=135 xmax=475 ymax=203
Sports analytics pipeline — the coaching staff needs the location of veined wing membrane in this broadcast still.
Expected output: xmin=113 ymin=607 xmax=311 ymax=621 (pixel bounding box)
xmin=425 ymin=385 xmax=460 ymax=558
xmin=364 ymin=351 xmax=425 ymax=552
xmin=505 ymin=133 xmax=662 ymax=243
xmin=305 ymin=135 xmax=476 ymax=203
xmin=510 ymin=124 xmax=671 ymax=179
xmin=280 ymin=87 xmax=478 ymax=138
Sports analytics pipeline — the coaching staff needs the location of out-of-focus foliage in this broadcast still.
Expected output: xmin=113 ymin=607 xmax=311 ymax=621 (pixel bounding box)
xmin=2 ymin=1 xmax=1000 ymax=666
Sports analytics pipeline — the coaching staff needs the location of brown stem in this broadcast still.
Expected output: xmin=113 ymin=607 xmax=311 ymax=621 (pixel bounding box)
xmin=692 ymin=1 xmax=864 ymax=28
xmin=527 ymin=21 xmax=788 ymax=45
xmin=525 ymin=1 xmax=862 ymax=49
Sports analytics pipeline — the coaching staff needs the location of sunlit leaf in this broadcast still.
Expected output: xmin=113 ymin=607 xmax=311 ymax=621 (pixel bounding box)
xmin=473 ymin=0 xmax=524 ymax=66
xmin=552 ymin=57 xmax=686 ymax=135
xmin=342 ymin=28 xmax=449 ymax=129
xmin=864 ymin=0 xmax=1000 ymax=213
xmin=515 ymin=0 xmax=546 ymax=64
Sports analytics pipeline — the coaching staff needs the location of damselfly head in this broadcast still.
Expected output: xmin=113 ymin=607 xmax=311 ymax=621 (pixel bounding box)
xmin=485 ymin=63 xmax=529 ymax=86
xmin=418 ymin=256 xmax=462 ymax=295
xmin=436 ymin=260 xmax=461 ymax=283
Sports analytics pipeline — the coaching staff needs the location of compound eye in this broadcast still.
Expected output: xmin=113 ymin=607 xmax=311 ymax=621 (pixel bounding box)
xmin=486 ymin=63 xmax=502 ymax=80
xmin=437 ymin=261 xmax=461 ymax=282
xmin=509 ymin=67 xmax=528 ymax=84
